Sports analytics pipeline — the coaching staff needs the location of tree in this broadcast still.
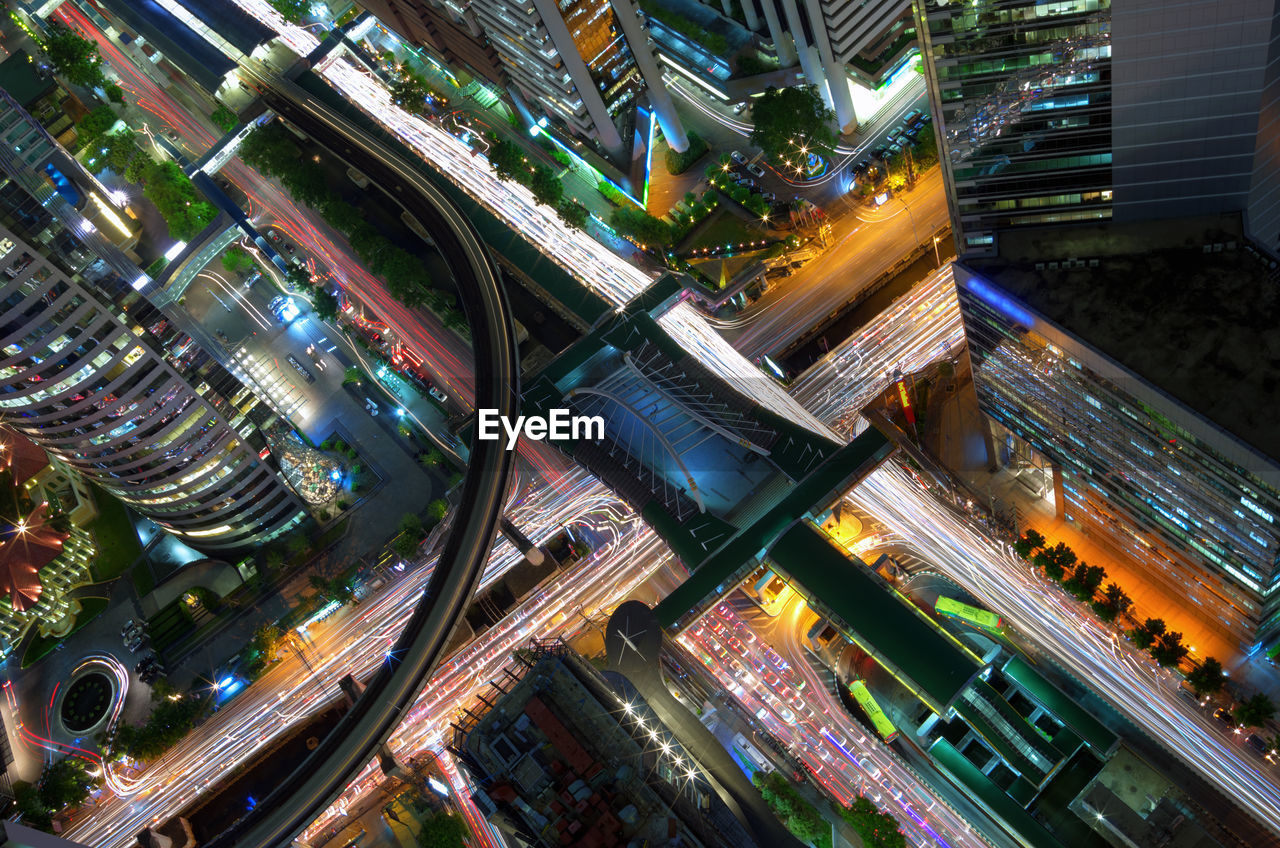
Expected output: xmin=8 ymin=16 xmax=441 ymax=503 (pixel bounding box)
xmin=1150 ymin=630 xmax=1188 ymax=667
xmin=749 ymin=85 xmax=837 ymax=167
xmin=269 ymin=0 xmax=310 ymax=23
xmin=1063 ymin=562 xmax=1105 ymax=601
xmin=427 ymin=499 xmax=449 ymax=522
xmin=486 ymin=137 xmax=530 ymax=183
xmin=77 ymin=104 xmax=119 ymax=147
xmin=557 ymin=199 xmax=590 ymax=230
xmin=609 ymin=207 xmax=674 ymax=247
xmin=342 ymin=367 xmax=364 ymax=386
xmin=393 ymin=533 xmax=420 ymax=558
xmin=42 ymin=20 xmax=108 ymax=90
xmin=416 ymin=810 xmax=468 ymax=848
xmin=420 ymin=449 xmax=443 ymax=468
xmin=1034 ymin=541 xmax=1076 ymax=581
xmin=38 ymin=757 xmax=96 ymax=811
xmin=222 ymin=247 xmax=254 ymax=274
xmin=312 ymin=288 xmax=339 ymax=323
xmin=285 ymin=265 xmax=313 ymax=293
xmin=309 ymin=574 xmax=356 ymax=606
xmin=380 ymin=248 xmax=429 ymax=305
xmin=247 ymin=623 xmax=283 ymax=667
xmin=841 ymin=796 xmax=907 ymax=848
xmin=529 ymin=165 xmax=564 ymax=207
xmin=399 ymin=513 xmax=424 ymax=540
xmin=14 ymin=781 xmax=52 ymax=831
xmin=1185 ymin=656 xmax=1226 ymax=696
xmin=96 ymin=128 xmax=141 ymax=175
xmin=390 ymin=73 xmax=430 ymax=112
xmin=140 ymin=160 xmax=217 ymax=240
xmin=105 ymin=83 xmax=125 ymax=104
xmin=1128 ymin=617 xmax=1165 ymax=651
xmin=1091 ymin=582 xmax=1132 ymax=622
xmin=1234 ymin=693 xmax=1276 ymax=728
xmin=210 ymin=104 xmax=239 ymax=134
xmin=110 ymin=689 xmax=208 ymax=761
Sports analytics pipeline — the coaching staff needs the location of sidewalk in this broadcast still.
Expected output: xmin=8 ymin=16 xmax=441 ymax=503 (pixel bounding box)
xmin=928 ymin=367 xmax=1244 ymax=670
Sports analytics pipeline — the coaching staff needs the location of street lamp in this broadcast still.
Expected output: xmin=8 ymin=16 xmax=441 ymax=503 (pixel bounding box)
xmin=932 ymin=234 xmax=942 ymax=267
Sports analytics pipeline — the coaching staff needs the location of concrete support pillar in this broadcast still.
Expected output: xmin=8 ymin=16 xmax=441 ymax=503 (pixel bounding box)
xmin=741 ymin=0 xmax=761 ymax=32
xmin=339 ymin=673 xmax=364 ymax=707
xmin=720 ymin=0 xmax=733 ymax=17
xmin=500 ymin=518 xmax=545 ymax=566
xmin=1052 ymin=463 xmax=1066 ymax=520
xmin=821 ymin=52 xmax=856 ymax=132
xmin=981 ymin=415 xmax=1000 ymax=472
xmin=506 ymin=86 xmax=537 ymax=131
xmin=378 ymin=746 xmax=403 ymax=778
xmin=762 ymin=0 xmax=796 ymax=66
xmin=611 ymin=0 xmax=690 ymax=152
xmin=799 ymin=45 xmax=834 ymax=111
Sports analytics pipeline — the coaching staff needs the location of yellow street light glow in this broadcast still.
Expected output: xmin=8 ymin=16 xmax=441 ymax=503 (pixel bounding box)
xmin=89 ymin=192 xmax=134 ymax=238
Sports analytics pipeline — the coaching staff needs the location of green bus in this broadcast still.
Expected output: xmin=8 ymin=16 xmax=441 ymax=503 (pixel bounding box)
xmin=935 ymin=596 xmax=1004 ymax=633
xmin=848 ymin=680 xmax=898 ymax=743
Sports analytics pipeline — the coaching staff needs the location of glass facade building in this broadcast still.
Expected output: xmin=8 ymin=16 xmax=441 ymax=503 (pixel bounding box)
xmin=954 ymin=262 xmax=1280 ymax=646
xmin=915 ymin=0 xmax=1280 ymax=255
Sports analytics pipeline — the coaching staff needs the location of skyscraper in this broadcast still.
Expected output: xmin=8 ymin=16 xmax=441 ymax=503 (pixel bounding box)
xmin=743 ymin=0 xmax=914 ymax=130
xmin=914 ymin=0 xmax=1280 ymax=645
xmin=357 ymin=0 xmax=688 ymax=176
xmin=0 ymin=89 xmax=304 ymax=553
xmin=915 ymin=0 xmax=1280 ymax=255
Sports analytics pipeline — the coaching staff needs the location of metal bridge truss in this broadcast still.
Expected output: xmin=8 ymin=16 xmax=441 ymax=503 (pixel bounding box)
xmin=626 ymin=341 xmax=779 ymax=454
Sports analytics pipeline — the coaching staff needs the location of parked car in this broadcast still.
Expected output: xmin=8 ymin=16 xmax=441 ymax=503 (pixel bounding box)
xmin=871 ymin=146 xmax=890 ymax=160
xmin=735 ymin=178 xmax=755 ymax=188
xmin=733 ymin=102 xmax=749 ymax=115
xmin=853 ymin=160 xmax=872 ymax=176
xmin=121 ymin=620 xmax=137 ymax=637
xmin=1213 ymin=707 xmax=1235 ymax=727
xmin=429 ymin=386 xmax=448 ymax=404
xmin=761 ymin=191 xmax=776 ymax=202
xmin=730 ymin=150 xmax=747 ymax=164
xmin=903 ymin=108 xmax=923 ymax=124
xmin=746 ymin=162 xmax=766 ymax=178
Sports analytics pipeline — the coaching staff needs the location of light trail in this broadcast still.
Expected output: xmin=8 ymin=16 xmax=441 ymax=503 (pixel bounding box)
xmin=681 ymin=601 xmax=991 ymax=848
xmin=789 ymin=263 xmax=964 ymax=440
xmin=61 ymin=469 xmax=675 ymax=847
xmin=223 ymin=0 xmax=831 ymax=435
xmin=851 ymin=463 xmax=1280 ymax=838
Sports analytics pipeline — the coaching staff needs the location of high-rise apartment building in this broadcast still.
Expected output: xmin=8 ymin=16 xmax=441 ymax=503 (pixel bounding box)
xmin=0 ymin=90 xmax=304 ymax=553
xmin=915 ymin=0 xmax=1280 ymax=255
xmin=742 ymin=0 xmax=913 ymax=129
xmin=359 ymin=0 xmax=687 ymax=173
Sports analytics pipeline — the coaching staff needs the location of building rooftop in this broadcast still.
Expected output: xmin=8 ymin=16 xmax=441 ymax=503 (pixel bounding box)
xmin=0 ymin=52 xmax=57 ymax=110
xmin=96 ymin=0 xmax=236 ymax=93
xmin=454 ymin=645 xmax=737 ymax=848
xmin=965 ymin=214 xmax=1280 ymax=464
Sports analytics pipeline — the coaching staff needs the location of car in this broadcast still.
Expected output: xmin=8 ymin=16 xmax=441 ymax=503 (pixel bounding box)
xmin=731 ymin=150 xmax=746 ymax=164
xmin=746 ymin=162 xmax=765 ymax=178
xmin=121 ymin=620 xmax=137 ymax=637
xmin=244 ymin=270 xmax=261 ymax=290
xmin=887 ymin=127 xmax=905 ymax=143
xmin=778 ymin=706 xmax=796 ymax=723
xmin=871 ymin=146 xmax=890 ymax=160
xmin=887 ymin=142 xmax=904 ymax=155
xmin=853 ymin=159 xmax=872 ymax=175
xmin=763 ymin=670 xmax=781 ymax=688
xmin=1246 ymin=733 xmax=1271 ymax=755
xmin=127 ymin=638 xmax=146 ymax=653
xmin=1213 ymin=707 xmax=1235 ymax=727
xmin=761 ymin=191 xmax=776 ymax=202
xmin=272 ymin=297 xmax=301 ymax=324
xmin=429 ymin=386 xmax=447 ymax=404
xmin=733 ymin=102 xmax=749 ymax=115
xmin=909 ymin=118 xmax=927 ymax=132
xmin=856 ymin=756 xmax=882 ymax=779
xmin=903 ymin=109 xmax=923 ymax=124
xmin=215 ymin=329 xmax=230 ymax=343
xmin=267 ymin=229 xmax=282 ymax=243
xmin=735 ymin=178 xmax=755 ymax=189
xmin=365 ymin=398 xmax=380 ymax=416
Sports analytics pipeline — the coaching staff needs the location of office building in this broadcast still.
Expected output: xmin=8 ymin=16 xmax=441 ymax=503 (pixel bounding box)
xmin=914 ymin=0 xmax=1280 ymax=256
xmin=0 ymin=89 xmax=305 ymax=553
xmin=954 ymin=216 xmax=1280 ymax=647
xmin=451 ymin=641 xmax=743 ymax=848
